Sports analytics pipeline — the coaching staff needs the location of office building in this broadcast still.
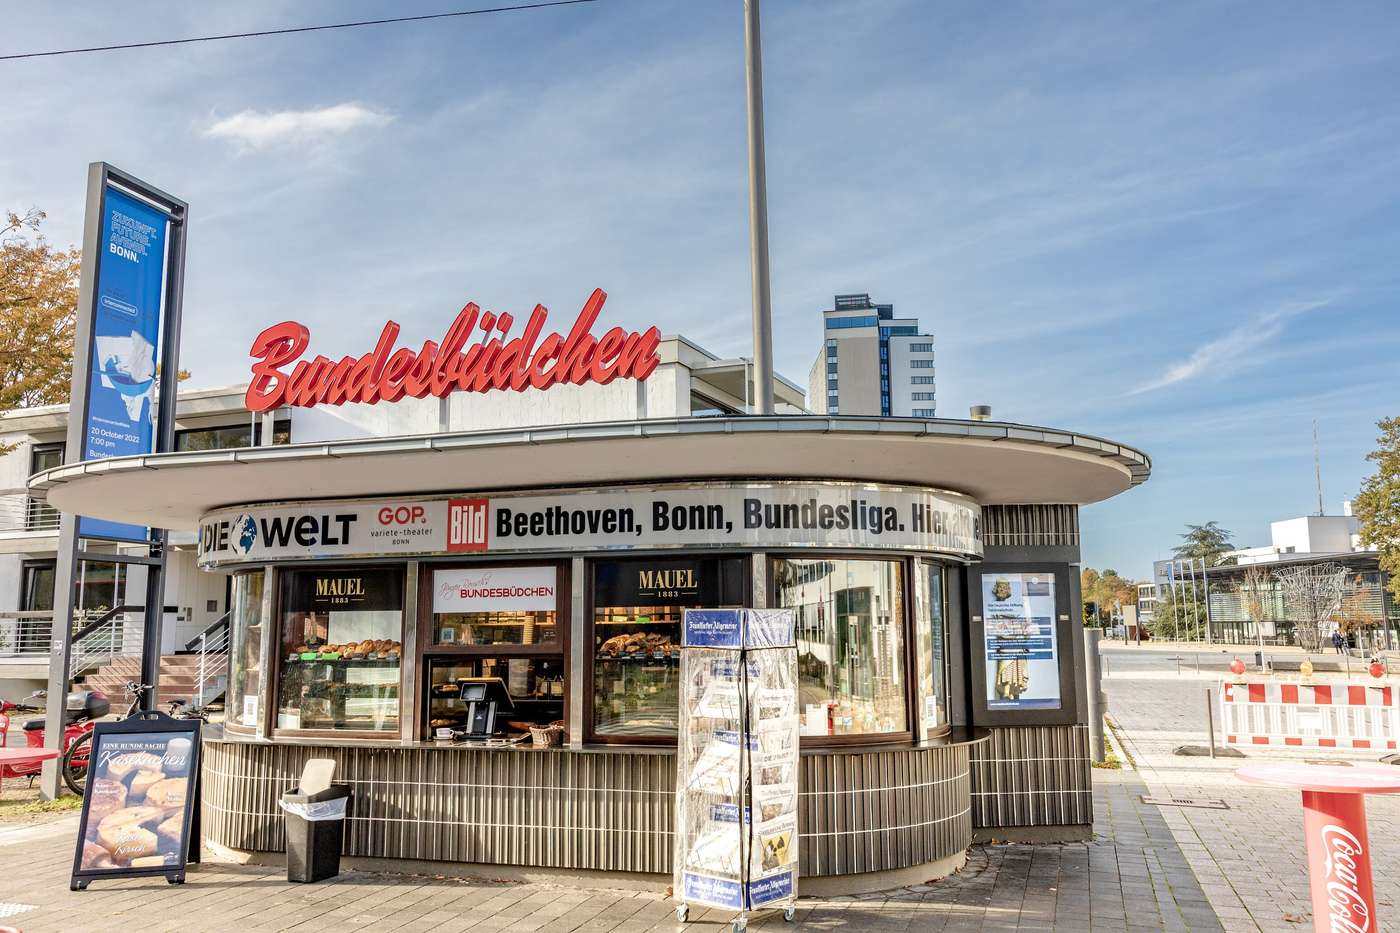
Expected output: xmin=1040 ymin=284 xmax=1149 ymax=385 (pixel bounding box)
xmin=807 ymin=293 xmax=935 ymax=417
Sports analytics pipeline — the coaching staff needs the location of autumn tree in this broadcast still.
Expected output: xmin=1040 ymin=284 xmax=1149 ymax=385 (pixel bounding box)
xmin=1080 ymin=567 xmax=1138 ymax=626
xmin=1355 ymin=417 xmax=1400 ymax=603
xmin=1 ymin=209 xmax=80 ymax=418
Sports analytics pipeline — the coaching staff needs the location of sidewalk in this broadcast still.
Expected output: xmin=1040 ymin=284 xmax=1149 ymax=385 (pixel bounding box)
xmin=1103 ymin=672 xmax=1400 ymax=933
xmin=0 ymin=775 xmax=1222 ymax=931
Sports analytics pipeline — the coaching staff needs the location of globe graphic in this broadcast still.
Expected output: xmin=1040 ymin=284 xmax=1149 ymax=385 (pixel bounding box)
xmin=233 ymin=515 xmax=257 ymax=554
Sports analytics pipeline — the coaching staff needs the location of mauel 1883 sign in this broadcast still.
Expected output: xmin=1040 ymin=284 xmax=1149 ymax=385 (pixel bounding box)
xmin=244 ymin=287 xmax=660 ymax=412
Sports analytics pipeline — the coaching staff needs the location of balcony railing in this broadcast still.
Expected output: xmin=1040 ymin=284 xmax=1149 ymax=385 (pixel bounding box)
xmin=0 ymin=607 xmax=145 ymax=674
xmin=0 ymin=493 xmax=60 ymax=533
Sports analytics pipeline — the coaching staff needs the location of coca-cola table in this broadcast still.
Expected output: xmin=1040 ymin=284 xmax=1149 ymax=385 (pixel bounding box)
xmin=1237 ymin=762 xmax=1400 ymax=933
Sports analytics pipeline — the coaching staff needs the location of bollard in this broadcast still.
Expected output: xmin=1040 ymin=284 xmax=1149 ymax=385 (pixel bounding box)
xmin=1205 ymin=686 xmax=1216 ymax=760
xmin=1084 ymin=629 xmax=1106 ymax=763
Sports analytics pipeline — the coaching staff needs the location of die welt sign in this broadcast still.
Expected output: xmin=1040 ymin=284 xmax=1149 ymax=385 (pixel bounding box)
xmin=245 ymin=287 xmax=660 ymax=412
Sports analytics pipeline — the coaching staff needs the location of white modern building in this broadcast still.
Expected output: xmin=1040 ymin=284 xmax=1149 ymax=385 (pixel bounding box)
xmin=806 ymin=293 xmax=935 ymax=417
xmin=0 ymin=335 xmax=805 ymax=695
xmin=1223 ymin=501 xmax=1370 ymax=565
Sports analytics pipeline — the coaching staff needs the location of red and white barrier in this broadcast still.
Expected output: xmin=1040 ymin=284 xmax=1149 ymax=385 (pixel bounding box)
xmin=1220 ymin=681 xmax=1399 ymax=750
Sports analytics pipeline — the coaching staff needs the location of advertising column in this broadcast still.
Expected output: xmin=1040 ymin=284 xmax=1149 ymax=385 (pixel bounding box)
xmin=673 ymin=608 xmax=798 ymax=925
xmin=42 ymin=164 xmax=187 ymax=800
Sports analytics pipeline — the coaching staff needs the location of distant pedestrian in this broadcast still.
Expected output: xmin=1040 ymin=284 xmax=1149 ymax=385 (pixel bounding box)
xmin=1331 ymin=631 xmax=1344 ymax=654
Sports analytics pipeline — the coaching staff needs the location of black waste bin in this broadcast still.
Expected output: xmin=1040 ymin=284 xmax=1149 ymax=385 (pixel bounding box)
xmin=280 ymin=783 xmax=352 ymax=883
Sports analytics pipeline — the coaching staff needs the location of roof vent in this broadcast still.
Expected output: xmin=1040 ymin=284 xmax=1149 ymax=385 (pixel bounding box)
xmin=969 ymin=405 xmax=992 ymax=421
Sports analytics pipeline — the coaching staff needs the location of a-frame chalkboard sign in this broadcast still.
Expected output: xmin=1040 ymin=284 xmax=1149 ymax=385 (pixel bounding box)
xmin=70 ymin=711 xmax=201 ymax=890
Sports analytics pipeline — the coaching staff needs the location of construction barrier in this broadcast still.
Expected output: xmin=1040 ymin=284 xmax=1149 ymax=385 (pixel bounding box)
xmin=1220 ymin=680 xmax=1399 ymax=750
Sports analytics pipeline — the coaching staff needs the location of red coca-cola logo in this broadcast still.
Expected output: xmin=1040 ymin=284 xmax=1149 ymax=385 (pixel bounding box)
xmin=244 ymin=288 xmax=660 ymax=413
xmin=1320 ymin=824 xmax=1370 ymax=933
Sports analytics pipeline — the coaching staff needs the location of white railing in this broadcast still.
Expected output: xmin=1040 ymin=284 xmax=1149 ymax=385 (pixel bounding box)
xmin=0 ymin=493 xmax=60 ymax=534
xmin=0 ymin=608 xmax=144 ymax=674
xmin=185 ymin=613 xmax=231 ymax=711
xmin=0 ymin=611 xmax=56 ymax=659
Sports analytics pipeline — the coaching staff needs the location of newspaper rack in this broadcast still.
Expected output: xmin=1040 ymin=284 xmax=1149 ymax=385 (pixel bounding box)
xmin=673 ymin=608 xmax=799 ymax=931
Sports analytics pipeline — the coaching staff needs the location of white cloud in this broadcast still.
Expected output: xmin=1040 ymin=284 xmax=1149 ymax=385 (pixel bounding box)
xmin=1129 ymin=296 xmax=1339 ymax=395
xmin=204 ymin=102 xmax=392 ymax=149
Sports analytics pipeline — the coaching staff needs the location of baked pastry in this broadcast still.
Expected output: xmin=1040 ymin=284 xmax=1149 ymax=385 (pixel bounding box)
xmin=86 ymin=778 xmax=128 ymax=828
xmin=107 ymin=752 xmax=163 ymax=782
xmin=97 ymin=807 xmax=163 ymax=862
xmin=129 ymin=855 xmax=173 ymax=868
xmin=145 ymin=777 xmax=188 ymax=811
xmin=157 ymin=814 xmax=183 ymax=849
xmin=81 ymin=841 xmax=119 ymax=870
xmin=128 ymin=768 xmax=164 ymax=803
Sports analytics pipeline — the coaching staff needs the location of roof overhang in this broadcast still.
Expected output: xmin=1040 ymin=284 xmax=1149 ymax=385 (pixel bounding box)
xmin=29 ymin=415 xmax=1150 ymax=529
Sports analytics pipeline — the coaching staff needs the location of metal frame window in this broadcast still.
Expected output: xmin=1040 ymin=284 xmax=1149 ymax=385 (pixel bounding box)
xmin=911 ymin=376 xmax=935 ymax=385
xmin=910 ymin=342 xmax=933 ymax=352
xmin=910 ymin=360 xmax=934 ymax=369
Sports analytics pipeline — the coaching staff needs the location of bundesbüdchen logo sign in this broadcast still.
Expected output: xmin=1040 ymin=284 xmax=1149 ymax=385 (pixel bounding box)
xmin=243 ymin=287 xmax=660 ymax=412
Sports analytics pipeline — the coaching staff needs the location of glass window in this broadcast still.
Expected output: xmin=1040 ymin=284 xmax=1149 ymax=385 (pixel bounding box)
xmin=912 ymin=408 xmax=935 ymax=416
xmin=916 ymin=563 xmax=948 ymax=737
xmin=828 ymin=315 xmax=878 ymax=330
xmin=426 ymin=657 xmax=564 ymax=733
xmin=773 ymin=556 xmax=907 ymax=738
xmin=226 ymin=571 xmax=266 ymax=729
xmin=826 ymin=345 xmax=837 ymax=357
xmin=912 ymin=392 xmax=936 ymax=401
xmin=910 ymin=343 xmax=933 ymax=352
xmin=431 ymin=566 xmax=559 ymax=647
xmin=826 ymin=362 xmax=838 ymax=374
xmin=591 ymin=556 xmax=746 ymax=739
xmin=175 ymin=420 xmax=291 ymax=452
xmin=26 ymin=444 xmax=63 ymax=530
xmin=911 ymin=376 xmax=935 ymax=385
xmin=910 ymin=359 xmax=934 ymax=369
xmin=277 ymin=567 xmax=403 ymax=732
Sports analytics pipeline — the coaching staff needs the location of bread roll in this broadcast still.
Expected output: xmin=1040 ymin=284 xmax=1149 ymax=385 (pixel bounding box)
xmin=87 ymin=778 xmax=128 ymax=829
xmin=157 ymin=813 xmax=183 ymax=849
xmin=128 ymin=768 xmax=164 ymax=803
xmin=145 ymin=777 xmax=188 ymax=811
xmin=129 ymin=855 xmax=173 ymax=868
xmin=106 ymin=751 xmax=163 ymax=782
xmin=97 ymin=807 xmax=163 ymax=863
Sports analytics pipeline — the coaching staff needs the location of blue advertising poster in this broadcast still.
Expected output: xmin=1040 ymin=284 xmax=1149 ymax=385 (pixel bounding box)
xmin=982 ymin=573 xmax=1062 ymax=710
xmin=78 ymin=187 xmax=168 ymax=542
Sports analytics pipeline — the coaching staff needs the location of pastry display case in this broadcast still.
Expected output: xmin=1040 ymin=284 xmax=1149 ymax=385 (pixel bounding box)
xmin=590 ymin=556 xmax=747 ymax=740
xmin=275 ymin=566 xmax=404 ymax=733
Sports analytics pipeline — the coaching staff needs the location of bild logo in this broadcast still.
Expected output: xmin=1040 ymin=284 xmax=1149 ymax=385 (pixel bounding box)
xmin=448 ymin=498 xmax=489 ymax=552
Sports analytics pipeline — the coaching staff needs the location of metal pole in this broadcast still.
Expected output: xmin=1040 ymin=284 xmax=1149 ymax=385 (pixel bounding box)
xmin=743 ymin=0 xmax=775 ymax=416
xmin=1084 ymin=629 xmax=1105 ymax=763
xmin=1205 ymin=686 xmax=1216 ymax=759
xmin=1200 ymin=557 xmax=1214 ymax=645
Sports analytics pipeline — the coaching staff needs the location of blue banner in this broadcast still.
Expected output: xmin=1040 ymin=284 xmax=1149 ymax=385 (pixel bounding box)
xmin=78 ymin=187 xmax=167 ymax=542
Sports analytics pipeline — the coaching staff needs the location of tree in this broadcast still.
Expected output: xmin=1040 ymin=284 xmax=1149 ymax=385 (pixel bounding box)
xmin=1330 ymin=577 xmax=1382 ymax=650
xmin=1080 ymin=567 xmax=1138 ymax=626
xmin=1148 ymin=588 xmax=1206 ymax=641
xmin=1172 ymin=522 xmax=1236 ymax=566
xmin=1355 ymin=417 xmax=1400 ymax=603
xmin=1274 ymin=562 xmax=1348 ymax=653
xmin=0 ymin=208 xmax=80 ymax=413
xmin=1238 ymin=562 xmax=1275 ymax=651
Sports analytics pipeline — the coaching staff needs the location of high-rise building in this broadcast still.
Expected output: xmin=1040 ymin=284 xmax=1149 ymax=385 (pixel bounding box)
xmin=806 ymin=293 xmax=935 ymax=417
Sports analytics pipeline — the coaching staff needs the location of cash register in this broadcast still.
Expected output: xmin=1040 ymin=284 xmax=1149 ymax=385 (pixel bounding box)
xmin=450 ymin=677 xmax=514 ymax=740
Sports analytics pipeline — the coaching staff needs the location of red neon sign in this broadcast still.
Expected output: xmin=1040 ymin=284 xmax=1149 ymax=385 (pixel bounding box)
xmin=245 ymin=288 xmax=660 ymax=413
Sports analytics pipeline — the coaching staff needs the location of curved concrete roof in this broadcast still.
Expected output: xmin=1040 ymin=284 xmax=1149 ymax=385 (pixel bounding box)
xmin=29 ymin=415 xmax=1150 ymax=528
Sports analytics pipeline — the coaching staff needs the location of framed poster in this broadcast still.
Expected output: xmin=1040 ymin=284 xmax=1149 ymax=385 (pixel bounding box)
xmin=71 ymin=712 xmax=201 ymax=890
xmin=981 ymin=572 xmax=1061 ymax=711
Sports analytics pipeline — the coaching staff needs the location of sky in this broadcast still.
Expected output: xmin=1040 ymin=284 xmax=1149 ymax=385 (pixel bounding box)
xmin=4 ymin=0 xmax=1400 ymax=578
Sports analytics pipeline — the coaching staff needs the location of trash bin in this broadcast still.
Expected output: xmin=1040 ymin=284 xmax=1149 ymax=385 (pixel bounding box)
xmin=279 ymin=783 xmax=351 ymax=882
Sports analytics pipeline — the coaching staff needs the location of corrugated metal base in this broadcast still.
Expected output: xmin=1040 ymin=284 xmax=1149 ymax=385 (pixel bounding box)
xmin=968 ymin=725 xmax=1092 ymax=830
xmin=203 ymin=739 xmax=974 ymax=878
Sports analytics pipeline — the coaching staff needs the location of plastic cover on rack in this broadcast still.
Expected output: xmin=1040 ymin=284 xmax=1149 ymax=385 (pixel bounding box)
xmin=674 ymin=609 xmax=799 ymax=917
xmin=278 ymin=797 xmax=348 ymax=822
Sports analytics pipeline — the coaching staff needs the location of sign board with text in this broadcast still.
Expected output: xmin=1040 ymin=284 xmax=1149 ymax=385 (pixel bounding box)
xmin=198 ymin=481 xmax=982 ymax=568
xmin=70 ymin=712 xmax=201 ymax=890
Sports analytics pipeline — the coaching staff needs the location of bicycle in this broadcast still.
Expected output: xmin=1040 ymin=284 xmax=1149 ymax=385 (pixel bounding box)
xmin=61 ymin=682 xmax=203 ymax=795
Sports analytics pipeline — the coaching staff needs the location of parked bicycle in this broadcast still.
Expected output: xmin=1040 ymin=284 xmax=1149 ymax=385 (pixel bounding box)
xmin=61 ymin=682 xmax=203 ymax=794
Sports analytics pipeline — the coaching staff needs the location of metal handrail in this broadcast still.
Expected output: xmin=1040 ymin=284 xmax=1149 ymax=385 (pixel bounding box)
xmin=182 ymin=610 xmax=231 ymax=654
xmin=70 ymin=604 xmax=141 ymax=645
xmin=0 ymin=493 xmax=61 ymax=533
